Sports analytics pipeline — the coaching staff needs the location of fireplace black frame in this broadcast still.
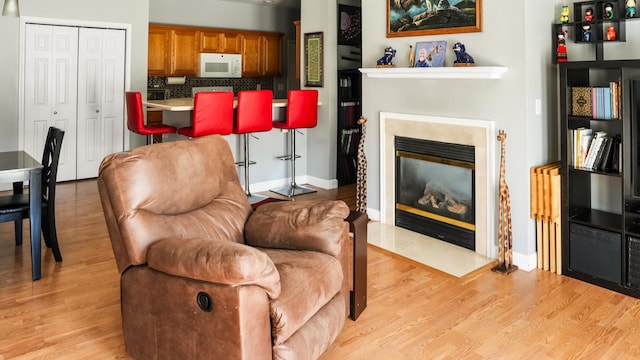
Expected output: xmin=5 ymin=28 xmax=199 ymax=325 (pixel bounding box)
xmin=395 ymin=136 xmax=476 ymax=250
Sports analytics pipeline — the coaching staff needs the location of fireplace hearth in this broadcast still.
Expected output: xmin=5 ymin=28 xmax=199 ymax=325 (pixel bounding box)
xmin=395 ymin=136 xmax=476 ymax=250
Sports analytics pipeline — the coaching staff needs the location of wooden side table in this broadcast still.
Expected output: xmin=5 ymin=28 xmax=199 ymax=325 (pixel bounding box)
xmin=346 ymin=211 xmax=367 ymax=320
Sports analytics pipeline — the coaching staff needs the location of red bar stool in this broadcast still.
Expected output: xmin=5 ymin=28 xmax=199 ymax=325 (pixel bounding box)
xmin=126 ymin=92 xmax=176 ymax=144
xmin=233 ymin=90 xmax=273 ymax=204
xmin=178 ymin=92 xmax=234 ymax=137
xmin=271 ymin=89 xmax=318 ymax=197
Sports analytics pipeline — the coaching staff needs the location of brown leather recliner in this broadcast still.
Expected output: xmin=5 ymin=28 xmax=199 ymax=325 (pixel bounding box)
xmin=97 ymin=135 xmax=350 ymax=360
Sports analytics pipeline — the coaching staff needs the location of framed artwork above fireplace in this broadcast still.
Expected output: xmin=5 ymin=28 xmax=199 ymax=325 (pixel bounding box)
xmin=387 ymin=0 xmax=482 ymax=38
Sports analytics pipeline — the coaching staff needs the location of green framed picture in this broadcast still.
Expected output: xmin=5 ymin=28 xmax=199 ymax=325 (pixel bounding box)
xmin=304 ymin=32 xmax=324 ymax=87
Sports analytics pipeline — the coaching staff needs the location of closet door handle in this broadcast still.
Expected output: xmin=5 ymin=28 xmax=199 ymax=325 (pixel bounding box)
xmin=53 ymin=111 xmax=58 ymax=115
xmin=96 ymin=109 xmax=100 ymax=113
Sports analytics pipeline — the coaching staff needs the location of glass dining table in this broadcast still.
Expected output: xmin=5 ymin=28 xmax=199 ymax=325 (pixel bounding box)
xmin=0 ymin=151 xmax=43 ymax=280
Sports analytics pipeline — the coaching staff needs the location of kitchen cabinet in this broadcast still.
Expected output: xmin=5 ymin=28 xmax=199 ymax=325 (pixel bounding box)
xmin=263 ymin=33 xmax=283 ymax=76
xmin=148 ymin=24 xmax=282 ymax=77
xmin=241 ymin=33 xmax=263 ymax=77
xmin=171 ymin=28 xmax=200 ymax=76
xmin=148 ymin=24 xmax=199 ymax=76
xmin=148 ymin=25 xmax=171 ymax=76
xmin=241 ymin=32 xmax=283 ymax=77
xmin=147 ymin=110 xmax=164 ymax=143
xmin=294 ymin=20 xmax=300 ymax=79
xmin=200 ymin=30 xmax=242 ymax=54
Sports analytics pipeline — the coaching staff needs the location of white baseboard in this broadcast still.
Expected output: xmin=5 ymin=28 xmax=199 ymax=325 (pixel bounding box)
xmin=247 ymin=176 xmax=338 ymax=194
xmin=366 ymin=208 xmax=381 ymax=221
xmin=513 ymin=251 xmax=537 ymax=271
xmin=306 ymin=176 xmax=338 ymax=190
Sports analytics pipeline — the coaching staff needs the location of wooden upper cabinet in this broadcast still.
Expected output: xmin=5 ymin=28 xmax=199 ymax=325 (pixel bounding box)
xmin=293 ymin=21 xmax=300 ymax=79
xmin=241 ymin=32 xmax=283 ymax=77
xmin=148 ymin=25 xmax=171 ymax=76
xmin=148 ymin=24 xmax=282 ymax=78
xmin=171 ymin=28 xmax=200 ymax=76
xmin=200 ymin=31 xmax=242 ymax=54
xmin=263 ymin=33 xmax=283 ymax=77
xmin=241 ymin=33 xmax=263 ymax=77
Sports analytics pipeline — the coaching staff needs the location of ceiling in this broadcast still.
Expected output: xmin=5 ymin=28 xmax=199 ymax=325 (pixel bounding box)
xmin=218 ymin=0 xmax=301 ymax=10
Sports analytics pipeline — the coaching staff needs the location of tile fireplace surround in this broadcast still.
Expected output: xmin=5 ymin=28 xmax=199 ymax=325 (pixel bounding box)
xmin=372 ymin=112 xmax=498 ymax=276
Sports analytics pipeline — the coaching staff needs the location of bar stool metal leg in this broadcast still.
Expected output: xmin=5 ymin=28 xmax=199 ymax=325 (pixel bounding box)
xmin=271 ymin=130 xmax=316 ymax=197
xmin=242 ymin=133 xmax=267 ymax=204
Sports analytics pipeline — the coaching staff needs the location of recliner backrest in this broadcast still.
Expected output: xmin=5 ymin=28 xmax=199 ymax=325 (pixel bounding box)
xmin=98 ymin=136 xmax=252 ymax=273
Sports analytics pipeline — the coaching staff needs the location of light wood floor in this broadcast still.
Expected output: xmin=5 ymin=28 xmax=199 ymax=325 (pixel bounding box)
xmin=2 ymin=180 xmax=640 ymax=359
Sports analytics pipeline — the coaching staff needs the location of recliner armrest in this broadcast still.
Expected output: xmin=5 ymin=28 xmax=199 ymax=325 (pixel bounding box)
xmin=244 ymin=200 xmax=350 ymax=258
xmin=147 ymin=237 xmax=281 ymax=299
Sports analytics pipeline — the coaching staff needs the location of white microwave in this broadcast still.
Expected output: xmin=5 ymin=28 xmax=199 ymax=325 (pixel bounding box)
xmin=199 ymin=53 xmax=242 ymax=78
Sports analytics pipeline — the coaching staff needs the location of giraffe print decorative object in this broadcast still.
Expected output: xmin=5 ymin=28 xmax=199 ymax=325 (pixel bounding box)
xmin=355 ymin=117 xmax=367 ymax=214
xmin=493 ymin=130 xmax=518 ymax=274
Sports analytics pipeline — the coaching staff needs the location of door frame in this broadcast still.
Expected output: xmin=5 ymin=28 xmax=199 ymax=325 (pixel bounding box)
xmin=18 ymin=16 xmax=132 ymax=153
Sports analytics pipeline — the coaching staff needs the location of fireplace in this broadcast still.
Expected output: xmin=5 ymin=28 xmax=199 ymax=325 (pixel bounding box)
xmin=379 ymin=112 xmax=496 ymax=258
xmin=395 ymin=136 xmax=476 ymax=250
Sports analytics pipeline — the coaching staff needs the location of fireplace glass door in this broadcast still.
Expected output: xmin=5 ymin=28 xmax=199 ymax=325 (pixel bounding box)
xmin=395 ymin=136 xmax=476 ymax=250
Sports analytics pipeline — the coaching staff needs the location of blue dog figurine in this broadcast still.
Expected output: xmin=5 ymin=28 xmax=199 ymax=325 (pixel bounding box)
xmin=453 ymin=42 xmax=474 ymax=65
xmin=377 ymin=47 xmax=397 ymax=66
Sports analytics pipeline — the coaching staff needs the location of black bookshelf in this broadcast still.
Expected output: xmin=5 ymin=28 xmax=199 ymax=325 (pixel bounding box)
xmin=337 ymin=69 xmax=362 ymax=185
xmin=559 ymin=60 xmax=640 ymax=298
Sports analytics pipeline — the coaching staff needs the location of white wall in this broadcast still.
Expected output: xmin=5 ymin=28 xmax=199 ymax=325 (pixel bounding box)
xmin=0 ymin=0 xmax=150 ymax=152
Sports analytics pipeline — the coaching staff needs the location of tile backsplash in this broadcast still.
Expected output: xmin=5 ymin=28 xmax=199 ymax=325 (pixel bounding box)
xmin=148 ymin=76 xmax=274 ymax=98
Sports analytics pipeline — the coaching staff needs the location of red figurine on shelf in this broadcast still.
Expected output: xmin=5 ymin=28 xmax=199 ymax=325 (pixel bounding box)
xmin=584 ymin=7 xmax=594 ymax=22
xmin=607 ymin=26 xmax=617 ymax=40
xmin=557 ymin=31 xmax=568 ymax=62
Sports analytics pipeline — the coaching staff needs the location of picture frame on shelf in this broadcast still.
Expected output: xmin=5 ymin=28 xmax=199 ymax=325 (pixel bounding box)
xmin=387 ymin=0 xmax=482 ymax=38
xmin=304 ymin=32 xmax=324 ymax=87
xmin=414 ymin=41 xmax=447 ymax=67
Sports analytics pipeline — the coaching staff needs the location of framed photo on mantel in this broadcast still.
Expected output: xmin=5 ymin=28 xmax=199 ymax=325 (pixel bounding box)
xmin=387 ymin=0 xmax=482 ymax=38
xmin=304 ymin=32 xmax=324 ymax=87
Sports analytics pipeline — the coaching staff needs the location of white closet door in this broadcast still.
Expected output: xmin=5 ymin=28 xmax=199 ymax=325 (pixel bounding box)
xmin=24 ymin=24 xmax=78 ymax=182
xmin=76 ymin=28 xmax=126 ymax=179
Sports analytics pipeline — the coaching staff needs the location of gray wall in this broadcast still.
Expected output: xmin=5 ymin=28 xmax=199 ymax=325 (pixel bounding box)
xmin=150 ymin=0 xmax=298 ymax=35
xmin=355 ymin=0 xmax=640 ymax=267
xmin=359 ymin=0 xmax=552 ymax=266
xmin=0 ymin=0 xmax=150 ymax=152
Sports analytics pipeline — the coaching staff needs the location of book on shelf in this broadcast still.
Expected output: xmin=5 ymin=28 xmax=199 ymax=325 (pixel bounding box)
xmin=571 ymin=87 xmax=592 ymax=117
xmin=340 ymin=101 xmax=359 ymax=127
xmin=340 ymin=128 xmax=361 ymax=155
xmin=570 ymin=81 xmax=621 ymax=120
xmin=594 ymin=136 xmax=613 ymax=171
xmin=583 ymin=131 xmax=607 ymax=169
xmin=573 ymin=127 xmax=593 ymax=168
xmin=608 ymin=135 xmax=621 ymax=172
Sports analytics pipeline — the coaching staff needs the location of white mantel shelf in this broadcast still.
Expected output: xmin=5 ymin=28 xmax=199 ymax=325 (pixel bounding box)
xmin=359 ymin=66 xmax=508 ymax=80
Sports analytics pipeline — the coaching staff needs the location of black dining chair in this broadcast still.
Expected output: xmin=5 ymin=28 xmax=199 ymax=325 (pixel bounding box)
xmin=0 ymin=127 xmax=65 ymax=261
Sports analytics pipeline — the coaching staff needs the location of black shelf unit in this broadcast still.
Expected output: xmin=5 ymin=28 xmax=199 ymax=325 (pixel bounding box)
xmin=337 ymin=69 xmax=362 ymax=185
xmin=552 ymin=0 xmax=638 ymax=63
xmin=559 ymin=59 xmax=640 ymax=298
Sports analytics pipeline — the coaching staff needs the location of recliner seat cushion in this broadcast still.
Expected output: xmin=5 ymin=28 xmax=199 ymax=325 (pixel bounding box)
xmin=263 ymin=248 xmax=343 ymax=345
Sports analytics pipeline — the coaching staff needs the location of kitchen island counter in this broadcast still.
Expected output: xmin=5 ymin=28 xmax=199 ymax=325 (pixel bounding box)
xmin=144 ymin=97 xmax=291 ymax=112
